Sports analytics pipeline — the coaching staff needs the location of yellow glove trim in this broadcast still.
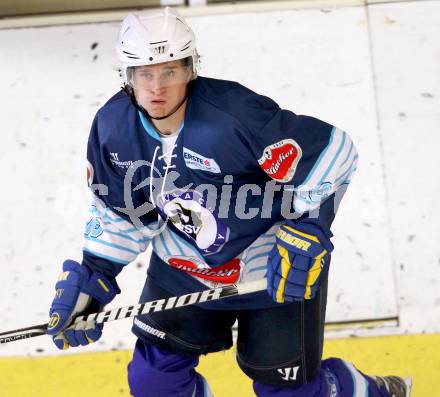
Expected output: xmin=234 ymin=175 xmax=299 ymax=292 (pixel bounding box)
xmin=97 ymin=278 xmax=110 ymax=293
xmin=283 ymin=225 xmax=320 ymax=243
xmin=58 ymin=271 xmax=70 ymax=281
xmin=276 ymin=229 xmax=312 ymax=252
xmin=48 ymin=313 xmax=61 ymax=330
xmin=275 ymin=246 xmax=292 ymax=303
xmin=62 ymin=340 xmax=70 ymax=350
xmin=85 ymin=333 xmax=95 ymax=344
xmin=304 ymin=249 xmax=327 ymax=299
xmin=54 ymin=334 xmax=70 ymax=350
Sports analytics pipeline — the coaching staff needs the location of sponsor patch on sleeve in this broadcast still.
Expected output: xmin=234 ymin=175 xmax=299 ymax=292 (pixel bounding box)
xmin=258 ymin=139 xmax=302 ymax=183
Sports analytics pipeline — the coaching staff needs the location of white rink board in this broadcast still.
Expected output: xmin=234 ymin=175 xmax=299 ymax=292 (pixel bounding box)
xmin=0 ymin=21 xmax=144 ymax=356
xmin=368 ymin=0 xmax=440 ymax=332
xmin=190 ymin=6 xmax=396 ymax=322
xmin=2 ymin=1 xmax=438 ymax=356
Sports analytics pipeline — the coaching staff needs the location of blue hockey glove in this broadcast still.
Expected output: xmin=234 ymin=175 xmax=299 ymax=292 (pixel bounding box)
xmin=267 ymin=222 xmax=333 ymax=303
xmin=47 ymin=260 xmax=120 ymax=350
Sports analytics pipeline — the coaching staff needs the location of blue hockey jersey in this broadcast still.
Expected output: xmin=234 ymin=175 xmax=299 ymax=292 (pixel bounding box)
xmin=83 ymin=76 xmax=358 ymax=309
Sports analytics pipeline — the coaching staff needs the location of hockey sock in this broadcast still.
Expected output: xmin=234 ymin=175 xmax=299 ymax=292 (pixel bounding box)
xmin=128 ymin=339 xmax=212 ymax=397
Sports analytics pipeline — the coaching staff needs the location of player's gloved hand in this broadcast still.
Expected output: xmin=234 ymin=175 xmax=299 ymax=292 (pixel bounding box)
xmin=47 ymin=259 xmax=120 ymax=350
xmin=267 ymin=221 xmax=333 ymax=303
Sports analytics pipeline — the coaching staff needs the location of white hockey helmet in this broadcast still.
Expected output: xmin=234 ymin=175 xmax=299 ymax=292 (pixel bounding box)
xmin=116 ymin=7 xmax=199 ymax=85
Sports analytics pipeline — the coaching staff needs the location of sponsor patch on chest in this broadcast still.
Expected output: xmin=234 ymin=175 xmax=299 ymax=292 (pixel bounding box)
xmin=258 ymin=139 xmax=302 ymax=182
xmin=109 ymin=152 xmax=134 ymax=169
xmin=183 ymin=147 xmax=221 ymax=174
xmin=163 ymin=255 xmax=241 ymax=285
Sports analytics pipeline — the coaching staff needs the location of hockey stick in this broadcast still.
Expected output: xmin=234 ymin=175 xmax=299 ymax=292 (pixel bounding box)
xmin=0 ymin=279 xmax=267 ymax=344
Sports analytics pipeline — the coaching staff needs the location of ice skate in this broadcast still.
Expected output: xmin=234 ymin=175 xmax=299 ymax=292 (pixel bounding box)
xmin=372 ymin=375 xmax=412 ymax=397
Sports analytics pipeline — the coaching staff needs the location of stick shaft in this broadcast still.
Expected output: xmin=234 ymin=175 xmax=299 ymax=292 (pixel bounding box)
xmin=0 ymin=323 xmax=48 ymax=343
xmin=0 ymin=279 xmax=266 ymax=344
xmin=78 ymin=279 xmax=266 ymax=324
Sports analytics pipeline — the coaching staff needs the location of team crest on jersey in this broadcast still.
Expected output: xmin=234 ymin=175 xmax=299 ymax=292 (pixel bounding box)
xmin=164 ymin=256 xmax=241 ymax=286
xmin=183 ymin=147 xmax=221 ymax=174
xmin=157 ymin=189 xmax=229 ymax=255
xmin=258 ymin=139 xmax=302 ymax=183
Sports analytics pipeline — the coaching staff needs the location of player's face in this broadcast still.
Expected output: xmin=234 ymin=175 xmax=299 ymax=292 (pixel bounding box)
xmin=131 ymin=61 xmax=192 ymax=118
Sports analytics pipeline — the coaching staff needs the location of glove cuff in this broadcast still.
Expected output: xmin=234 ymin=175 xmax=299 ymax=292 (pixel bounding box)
xmin=82 ymin=270 xmax=120 ymax=305
xmin=284 ymin=220 xmax=334 ymax=254
xmin=61 ymin=260 xmax=120 ymax=305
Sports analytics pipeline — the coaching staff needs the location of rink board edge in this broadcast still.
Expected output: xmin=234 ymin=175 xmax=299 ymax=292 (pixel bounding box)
xmin=0 ymin=333 xmax=438 ymax=397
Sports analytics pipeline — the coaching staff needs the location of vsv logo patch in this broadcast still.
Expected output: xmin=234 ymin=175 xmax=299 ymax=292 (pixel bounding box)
xmin=183 ymin=147 xmax=221 ymax=174
xmin=158 ymin=189 xmax=229 ymax=255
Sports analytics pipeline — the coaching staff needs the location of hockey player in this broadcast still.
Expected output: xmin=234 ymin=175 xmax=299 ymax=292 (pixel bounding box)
xmin=47 ymin=7 xmax=411 ymax=397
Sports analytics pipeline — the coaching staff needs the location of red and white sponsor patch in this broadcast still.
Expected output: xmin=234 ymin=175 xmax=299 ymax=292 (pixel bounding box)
xmin=86 ymin=161 xmax=94 ymax=187
xmin=258 ymin=139 xmax=302 ymax=183
xmin=164 ymin=256 xmax=241 ymax=284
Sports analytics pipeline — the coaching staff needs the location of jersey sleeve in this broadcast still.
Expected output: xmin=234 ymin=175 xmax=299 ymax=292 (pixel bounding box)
xmin=82 ymin=112 xmax=154 ymax=278
xmin=83 ymin=193 xmax=151 ymax=268
xmin=246 ymin=107 xmax=358 ymax=233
